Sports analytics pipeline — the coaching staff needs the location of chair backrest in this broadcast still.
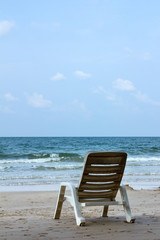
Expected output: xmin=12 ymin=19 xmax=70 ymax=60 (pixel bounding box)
xmin=77 ymin=152 xmax=127 ymax=202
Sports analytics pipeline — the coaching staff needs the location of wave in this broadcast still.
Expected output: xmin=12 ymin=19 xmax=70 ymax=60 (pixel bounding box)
xmin=125 ymin=173 xmax=160 ymax=176
xmin=0 ymin=158 xmax=58 ymax=164
xmin=0 ymin=152 xmax=58 ymax=160
xmin=127 ymin=156 xmax=160 ymax=162
xmin=0 ymin=152 xmax=83 ymax=163
xmin=0 ymin=175 xmax=56 ymax=180
xmin=127 ymin=163 xmax=160 ymax=167
xmin=0 ymin=174 xmax=78 ymax=181
xmin=1 ymin=155 xmax=160 ymax=165
xmin=33 ymin=164 xmax=83 ymax=171
xmin=0 ymin=166 xmax=13 ymax=170
xmin=1 ymin=173 xmax=160 ymax=183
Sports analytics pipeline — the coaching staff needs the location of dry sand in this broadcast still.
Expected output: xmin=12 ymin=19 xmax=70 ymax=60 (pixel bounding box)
xmin=0 ymin=187 xmax=160 ymax=240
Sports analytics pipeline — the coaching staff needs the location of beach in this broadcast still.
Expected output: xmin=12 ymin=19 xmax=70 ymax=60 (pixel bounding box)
xmin=1 ymin=187 xmax=160 ymax=240
xmin=1 ymin=137 xmax=160 ymax=239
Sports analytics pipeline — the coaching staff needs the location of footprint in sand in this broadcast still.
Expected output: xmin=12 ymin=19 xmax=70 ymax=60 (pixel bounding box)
xmin=39 ymin=233 xmax=48 ymax=237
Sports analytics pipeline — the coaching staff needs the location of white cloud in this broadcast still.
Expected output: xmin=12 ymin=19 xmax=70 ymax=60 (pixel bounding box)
xmin=113 ymin=78 xmax=160 ymax=106
xmin=74 ymin=70 xmax=91 ymax=79
xmin=0 ymin=104 xmax=15 ymax=114
xmin=124 ymin=46 xmax=133 ymax=54
xmin=134 ymin=91 xmax=150 ymax=102
xmin=134 ymin=91 xmax=160 ymax=106
xmin=105 ymin=92 xmax=116 ymax=101
xmin=94 ymin=86 xmax=116 ymax=101
xmin=26 ymin=93 xmax=52 ymax=108
xmin=0 ymin=20 xmax=15 ymax=36
xmin=94 ymin=78 xmax=160 ymax=107
xmin=72 ymin=99 xmax=91 ymax=118
xmin=4 ymin=93 xmax=18 ymax=101
xmin=113 ymin=78 xmax=135 ymax=91
xmin=142 ymin=52 xmax=152 ymax=61
xmin=73 ymin=99 xmax=88 ymax=112
xmin=51 ymin=72 xmax=65 ymax=81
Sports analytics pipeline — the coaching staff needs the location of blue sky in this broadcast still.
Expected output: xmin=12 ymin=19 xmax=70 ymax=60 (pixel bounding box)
xmin=0 ymin=0 xmax=160 ymax=136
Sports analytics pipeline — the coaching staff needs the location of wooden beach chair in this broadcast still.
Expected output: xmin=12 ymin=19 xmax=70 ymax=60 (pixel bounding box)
xmin=54 ymin=152 xmax=135 ymax=226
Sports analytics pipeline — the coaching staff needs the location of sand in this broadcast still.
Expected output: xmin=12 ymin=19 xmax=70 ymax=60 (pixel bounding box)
xmin=0 ymin=187 xmax=160 ymax=240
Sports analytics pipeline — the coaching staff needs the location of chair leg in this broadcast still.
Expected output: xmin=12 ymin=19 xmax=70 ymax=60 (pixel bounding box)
xmin=69 ymin=185 xmax=85 ymax=226
xmin=54 ymin=185 xmax=66 ymax=219
xmin=119 ymin=185 xmax=135 ymax=223
xmin=102 ymin=205 xmax=109 ymax=217
xmin=54 ymin=182 xmax=85 ymax=226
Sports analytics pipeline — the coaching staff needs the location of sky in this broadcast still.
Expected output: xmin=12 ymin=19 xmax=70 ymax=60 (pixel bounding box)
xmin=0 ymin=0 xmax=160 ymax=137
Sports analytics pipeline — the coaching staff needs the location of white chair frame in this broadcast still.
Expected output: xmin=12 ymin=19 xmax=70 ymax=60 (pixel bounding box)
xmin=54 ymin=182 xmax=135 ymax=226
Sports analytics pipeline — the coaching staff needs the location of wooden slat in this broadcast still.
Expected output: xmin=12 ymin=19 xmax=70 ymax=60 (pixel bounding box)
xmin=82 ymin=174 xmax=120 ymax=182
xmin=79 ymin=196 xmax=116 ymax=202
xmin=88 ymin=152 xmax=126 ymax=158
xmin=78 ymin=191 xmax=116 ymax=199
xmin=79 ymin=182 xmax=119 ymax=191
xmin=87 ymin=157 xmax=123 ymax=165
xmin=85 ymin=165 xmax=122 ymax=174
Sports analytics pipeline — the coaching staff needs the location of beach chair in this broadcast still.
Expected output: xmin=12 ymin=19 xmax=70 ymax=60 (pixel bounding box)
xmin=54 ymin=152 xmax=135 ymax=226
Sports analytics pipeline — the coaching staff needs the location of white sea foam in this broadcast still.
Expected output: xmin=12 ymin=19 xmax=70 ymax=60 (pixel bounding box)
xmin=125 ymin=173 xmax=160 ymax=176
xmin=1 ymin=156 xmax=160 ymax=166
xmin=127 ymin=156 xmax=160 ymax=162
xmin=0 ymin=154 xmax=61 ymax=164
xmin=0 ymin=166 xmax=12 ymax=170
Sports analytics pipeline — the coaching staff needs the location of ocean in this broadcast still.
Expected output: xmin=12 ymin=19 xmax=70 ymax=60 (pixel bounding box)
xmin=0 ymin=137 xmax=160 ymax=191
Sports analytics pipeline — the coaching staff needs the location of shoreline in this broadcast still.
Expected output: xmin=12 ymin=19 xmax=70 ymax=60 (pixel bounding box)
xmin=1 ymin=188 xmax=160 ymax=240
xmin=0 ymin=181 xmax=160 ymax=193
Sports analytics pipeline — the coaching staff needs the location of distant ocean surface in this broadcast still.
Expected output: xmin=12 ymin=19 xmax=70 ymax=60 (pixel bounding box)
xmin=0 ymin=137 xmax=160 ymax=191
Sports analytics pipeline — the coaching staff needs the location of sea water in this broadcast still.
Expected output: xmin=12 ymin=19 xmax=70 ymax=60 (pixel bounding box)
xmin=0 ymin=137 xmax=160 ymax=191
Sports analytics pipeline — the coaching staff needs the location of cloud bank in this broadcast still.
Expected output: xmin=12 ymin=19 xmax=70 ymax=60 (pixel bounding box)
xmin=94 ymin=78 xmax=160 ymax=106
